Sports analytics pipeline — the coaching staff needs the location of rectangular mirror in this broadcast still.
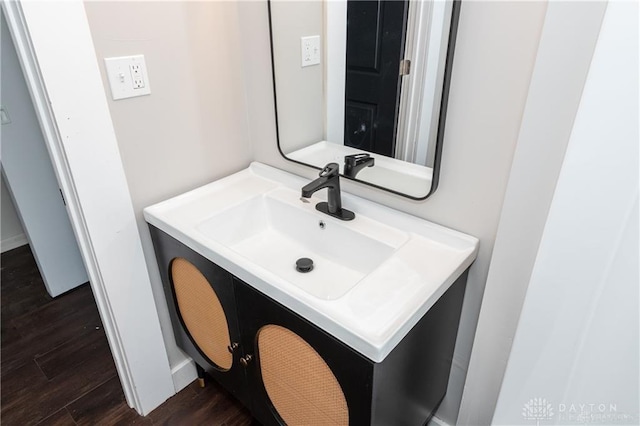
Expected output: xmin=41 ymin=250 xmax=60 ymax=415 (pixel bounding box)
xmin=269 ymin=0 xmax=460 ymax=199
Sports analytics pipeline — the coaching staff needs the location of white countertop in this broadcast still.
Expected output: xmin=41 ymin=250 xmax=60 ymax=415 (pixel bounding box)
xmin=144 ymin=162 xmax=478 ymax=362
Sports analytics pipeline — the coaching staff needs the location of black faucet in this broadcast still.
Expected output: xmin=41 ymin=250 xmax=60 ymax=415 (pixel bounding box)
xmin=301 ymin=163 xmax=355 ymax=221
xmin=344 ymin=153 xmax=374 ymax=178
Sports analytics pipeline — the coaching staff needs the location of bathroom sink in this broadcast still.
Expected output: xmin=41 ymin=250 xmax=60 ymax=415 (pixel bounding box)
xmin=197 ymin=188 xmax=408 ymax=300
xmin=144 ymin=162 xmax=478 ymax=362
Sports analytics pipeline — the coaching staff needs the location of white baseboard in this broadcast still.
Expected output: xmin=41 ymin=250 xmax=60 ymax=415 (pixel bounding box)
xmin=170 ymin=356 xmax=196 ymax=393
xmin=1 ymin=233 xmax=28 ymax=253
xmin=429 ymin=415 xmax=451 ymax=426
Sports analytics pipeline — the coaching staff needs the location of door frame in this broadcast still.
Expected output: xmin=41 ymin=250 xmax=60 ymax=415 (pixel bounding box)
xmin=395 ymin=0 xmax=454 ymax=166
xmin=1 ymin=0 xmax=174 ymax=415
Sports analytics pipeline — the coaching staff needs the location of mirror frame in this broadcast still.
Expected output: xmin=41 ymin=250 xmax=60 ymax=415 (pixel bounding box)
xmin=268 ymin=0 xmax=462 ymax=200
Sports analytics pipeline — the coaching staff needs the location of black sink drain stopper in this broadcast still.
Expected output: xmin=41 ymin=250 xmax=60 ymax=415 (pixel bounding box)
xmin=296 ymin=258 xmax=314 ymax=273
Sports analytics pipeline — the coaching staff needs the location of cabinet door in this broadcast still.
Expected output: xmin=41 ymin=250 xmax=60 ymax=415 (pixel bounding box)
xmin=234 ymin=279 xmax=373 ymax=426
xmin=148 ymin=226 xmax=248 ymax=405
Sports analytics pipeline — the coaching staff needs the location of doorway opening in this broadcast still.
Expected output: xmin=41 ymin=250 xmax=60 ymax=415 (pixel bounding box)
xmin=1 ymin=11 xmax=88 ymax=298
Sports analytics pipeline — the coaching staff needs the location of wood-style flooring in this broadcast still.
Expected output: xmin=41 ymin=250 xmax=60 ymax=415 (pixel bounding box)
xmin=1 ymin=245 xmax=253 ymax=425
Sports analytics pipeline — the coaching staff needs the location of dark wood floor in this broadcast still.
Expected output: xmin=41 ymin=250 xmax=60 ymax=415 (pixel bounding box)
xmin=1 ymin=245 xmax=253 ymax=425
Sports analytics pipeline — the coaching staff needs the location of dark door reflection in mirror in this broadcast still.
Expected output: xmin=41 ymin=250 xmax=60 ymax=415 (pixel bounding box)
xmin=344 ymin=0 xmax=408 ymax=157
xmin=269 ymin=0 xmax=460 ymax=199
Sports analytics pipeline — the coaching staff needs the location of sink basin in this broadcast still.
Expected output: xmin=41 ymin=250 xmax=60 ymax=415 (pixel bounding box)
xmin=144 ymin=162 xmax=478 ymax=362
xmin=198 ymin=188 xmax=408 ymax=300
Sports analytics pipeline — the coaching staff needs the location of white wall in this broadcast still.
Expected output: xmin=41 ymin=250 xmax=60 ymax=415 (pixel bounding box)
xmin=0 ymin=174 xmax=27 ymax=252
xmin=458 ymin=3 xmax=607 ymax=424
xmin=493 ymin=2 xmax=639 ymax=423
xmin=270 ymin=0 xmax=324 ymax=154
xmin=83 ymin=1 xmax=253 ymax=385
xmin=1 ymin=10 xmax=31 ymax=253
xmin=238 ymin=1 xmax=548 ymax=423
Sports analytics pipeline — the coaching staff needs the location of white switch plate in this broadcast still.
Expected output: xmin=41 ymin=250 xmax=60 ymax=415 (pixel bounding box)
xmin=104 ymin=55 xmax=151 ymax=100
xmin=301 ymin=35 xmax=321 ymax=67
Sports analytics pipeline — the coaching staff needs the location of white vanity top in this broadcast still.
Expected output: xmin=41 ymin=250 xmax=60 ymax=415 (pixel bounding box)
xmin=144 ymin=162 xmax=478 ymax=362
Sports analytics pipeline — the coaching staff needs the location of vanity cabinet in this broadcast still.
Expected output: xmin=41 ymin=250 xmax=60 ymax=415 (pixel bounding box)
xmin=149 ymin=226 xmax=250 ymax=407
xmin=149 ymin=225 xmax=468 ymax=426
xmin=234 ymin=279 xmax=373 ymax=425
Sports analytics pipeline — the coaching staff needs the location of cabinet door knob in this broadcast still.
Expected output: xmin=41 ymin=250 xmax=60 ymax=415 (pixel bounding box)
xmin=240 ymin=354 xmax=253 ymax=367
xmin=227 ymin=342 xmax=239 ymax=353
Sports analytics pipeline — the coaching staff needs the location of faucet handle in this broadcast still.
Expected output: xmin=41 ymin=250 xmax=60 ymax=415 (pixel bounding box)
xmin=345 ymin=153 xmax=371 ymax=166
xmin=344 ymin=153 xmax=374 ymax=178
xmin=319 ymin=163 xmax=340 ymax=178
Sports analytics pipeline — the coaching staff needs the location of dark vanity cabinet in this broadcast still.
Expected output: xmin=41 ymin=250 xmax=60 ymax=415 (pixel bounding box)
xmin=149 ymin=226 xmax=469 ymax=426
xmin=148 ymin=226 xmax=250 ymax=407
xmin=234 ymin=281 xmax=373 ymax=425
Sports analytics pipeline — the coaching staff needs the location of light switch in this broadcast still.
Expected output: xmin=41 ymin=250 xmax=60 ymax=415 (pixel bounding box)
xmin=301 ymin=36 xmax=321 ymax=67
xmin=104 ymin=55 xmax=151 ymax=100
